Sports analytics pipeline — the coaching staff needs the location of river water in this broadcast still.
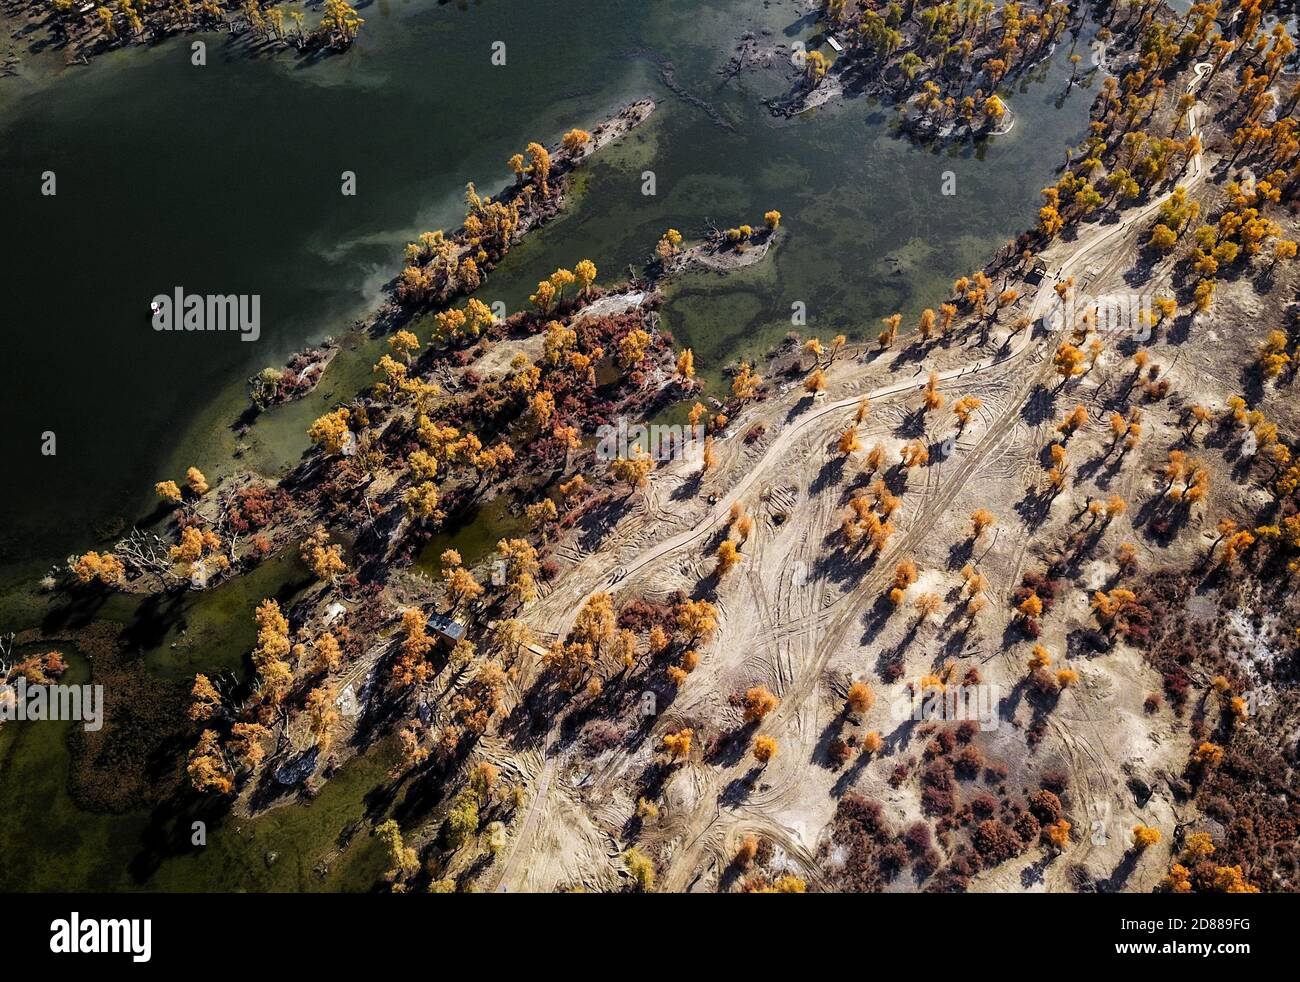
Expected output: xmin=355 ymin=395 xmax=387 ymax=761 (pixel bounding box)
xmin=0 ymin=0 xmax=1098 ymax=889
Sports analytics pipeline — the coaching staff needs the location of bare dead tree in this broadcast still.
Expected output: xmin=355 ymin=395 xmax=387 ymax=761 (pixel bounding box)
xmin=115 ymin=528 xmax=174 ymax=579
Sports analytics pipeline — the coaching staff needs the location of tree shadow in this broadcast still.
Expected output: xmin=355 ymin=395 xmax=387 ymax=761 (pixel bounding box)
xmin=809 ymin=455 xmax=847 ymax=496
xmin=1094 ymin=849 xmax=1142 ymax=892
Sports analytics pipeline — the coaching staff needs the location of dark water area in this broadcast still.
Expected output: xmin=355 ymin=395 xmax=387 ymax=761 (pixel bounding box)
xmin=0 ymin=0 xmax=1103 ymax=889
xmin=0 ymin=0 xmax=657 ymax=580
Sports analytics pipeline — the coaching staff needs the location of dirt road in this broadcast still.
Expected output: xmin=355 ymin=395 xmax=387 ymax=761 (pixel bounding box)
xmin=493 ymin=65 xmax=1209 ymax=892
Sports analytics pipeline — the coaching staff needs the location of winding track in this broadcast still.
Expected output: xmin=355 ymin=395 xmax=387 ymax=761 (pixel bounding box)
xmin=493 ymin=66 xmax=1210 ymax=892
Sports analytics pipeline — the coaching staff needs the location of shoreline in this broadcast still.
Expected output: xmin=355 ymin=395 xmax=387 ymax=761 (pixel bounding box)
xmin=0 ymin=0 xmax=360 ymax=81
xmin=0 ymin=95 xmax=657 ymax=595
xmin=76 ymin=96 xmax=660 ymax=604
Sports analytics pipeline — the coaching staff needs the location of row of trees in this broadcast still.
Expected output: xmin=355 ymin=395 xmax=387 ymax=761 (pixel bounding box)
xmin=49 ymin=0 xmax=364 ymax=54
